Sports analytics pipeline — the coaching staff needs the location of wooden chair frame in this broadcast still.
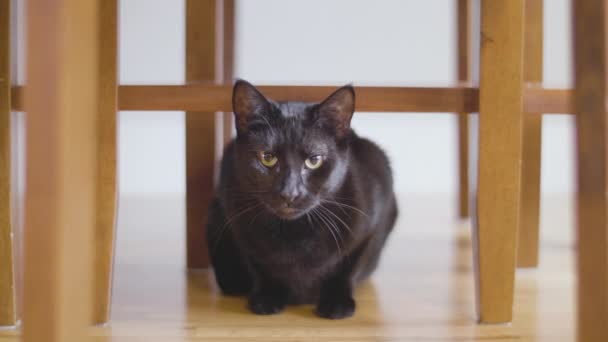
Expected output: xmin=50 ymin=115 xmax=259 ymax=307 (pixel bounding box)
xmin=2 ymin=1 xmax=606 ymax=339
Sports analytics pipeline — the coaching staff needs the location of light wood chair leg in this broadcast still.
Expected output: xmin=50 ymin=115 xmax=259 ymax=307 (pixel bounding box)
xmin=517 ymin=0 xmax=543 ymax=269
xmin=474 ymin=0 xmax=525 ymax=323
xmin=23 ymin=0 xmax=100 ymax=340
xmin=185 ymin=0 xmax=222 ymax=269
xmin=457 ymin=0 xmax=470 ymax=219
xmin=573 ymin=1 xmax=608 ymax=341
xmin=0 ymin=0 xmax=16 ymax=327
xmin=93 ymin=0 xmax=118 ymax=325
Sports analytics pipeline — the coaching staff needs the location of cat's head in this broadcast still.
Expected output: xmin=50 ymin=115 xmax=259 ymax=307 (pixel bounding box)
xmin=232 ymin=80 xmax=355 ymax=220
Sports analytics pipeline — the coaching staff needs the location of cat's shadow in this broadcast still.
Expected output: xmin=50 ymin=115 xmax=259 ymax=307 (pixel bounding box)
xmin=287 ymin=280 xmax=381 ymax=320
xmin=187 ymin=270 xmax=381 ymax=320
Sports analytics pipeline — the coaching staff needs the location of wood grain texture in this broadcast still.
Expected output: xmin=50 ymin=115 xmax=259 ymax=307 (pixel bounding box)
xmin=185 ymin=0 xmax=221 ymax=269
xmin=457 ymin=0 xmax=471 ymax=219
xmin=23 ymin=0 xmax=99 ymax=340
xmin=475 ymin=0 xmax=525 ymax=323
xmin=517 ymin=0 xmax=543 ymax=268
xmin=573 ymin=1 xmax=608 ymax=341
xmin=0 ymin=0 xmax=16 ymax=327
xmin=93 ymin=0 xmax=118 ymax=325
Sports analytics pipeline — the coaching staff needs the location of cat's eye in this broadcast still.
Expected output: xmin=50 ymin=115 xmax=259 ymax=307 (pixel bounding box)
xmin=305 ymin=155 xmax=323 ymax=169
xmin=258 ymin=151 xmax=278 ymax=168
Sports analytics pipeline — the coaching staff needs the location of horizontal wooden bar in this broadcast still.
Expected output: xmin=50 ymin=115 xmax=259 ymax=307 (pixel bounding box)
xmin=524 ymin=87 xmax=573 ymax=114
xmin=10 ymin=84 xmax=576 ymax=114
xmin=118 ymin=85 xmax=479 ymax=113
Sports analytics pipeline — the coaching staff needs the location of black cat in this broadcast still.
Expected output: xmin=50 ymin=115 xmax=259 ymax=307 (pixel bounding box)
xmin=206 ymin=80 xmax=397 ymax=319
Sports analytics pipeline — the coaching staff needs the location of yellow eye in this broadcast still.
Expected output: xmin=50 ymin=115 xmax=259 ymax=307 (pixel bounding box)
xmin=305 ymin=155 xmax=323 ymax=169
xmin=258 ymin=151 xmax=278 ymax=167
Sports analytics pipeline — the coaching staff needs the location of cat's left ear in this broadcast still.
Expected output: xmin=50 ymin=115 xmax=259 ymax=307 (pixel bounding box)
xmin=315 ymin=85 xmax=355 ymax=138
xmin=232 ymin=79 xmax=272 ymax=134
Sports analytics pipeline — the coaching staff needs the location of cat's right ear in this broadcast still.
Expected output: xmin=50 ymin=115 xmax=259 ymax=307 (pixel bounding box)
xmin=232 ymin=79 xmax=271 ymax=134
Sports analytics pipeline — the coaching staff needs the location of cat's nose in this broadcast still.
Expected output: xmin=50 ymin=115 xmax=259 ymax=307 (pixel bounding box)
xmin=280 ymin=191 xmax=300 ymax=206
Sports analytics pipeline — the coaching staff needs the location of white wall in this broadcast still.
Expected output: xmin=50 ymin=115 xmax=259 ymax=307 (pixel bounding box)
xmin=119 ymin=0 xmax=574 ymax=196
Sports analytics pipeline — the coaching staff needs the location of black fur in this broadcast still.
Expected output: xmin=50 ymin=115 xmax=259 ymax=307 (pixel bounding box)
xmin=207 ymin=80 xmax=397 ymax=319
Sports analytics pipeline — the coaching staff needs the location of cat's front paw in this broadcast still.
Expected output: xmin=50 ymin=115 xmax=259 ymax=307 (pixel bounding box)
xmin=315 ymin=296 xmax=356 ymax=319
xmin=248 ymin=292 xmax=287 ymax=315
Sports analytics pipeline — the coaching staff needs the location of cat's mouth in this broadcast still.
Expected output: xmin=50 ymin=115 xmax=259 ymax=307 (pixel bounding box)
xmin=267 ymin=204 xmax=309 ymax=220
xmin=280 ymin=207 xmax=299 ymax=216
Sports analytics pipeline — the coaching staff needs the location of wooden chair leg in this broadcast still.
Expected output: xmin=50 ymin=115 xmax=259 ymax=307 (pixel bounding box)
xmin=23 ymin=0 xmax=100 ymax=340
xmin=457 ymin=0 xmax=470 ymax=219
xmin=573 ymin=1 xmax=608 ymax=341
xmin=93 ymin=0 xmax=118 ymax=325
xmin=185 ymin=0 xmax=221 ymax=269
xmin=0 ymin=0 xmax=16 ymax=327
xmin=222 ymin=0 xmax=235 ymax=146
xmin=458 ymin=117 xmax=470 ymax=218
xmin=475 ymin=0 xmax=525 ymax=323
xmin=517 ymin=0 xmax=543 ymax=268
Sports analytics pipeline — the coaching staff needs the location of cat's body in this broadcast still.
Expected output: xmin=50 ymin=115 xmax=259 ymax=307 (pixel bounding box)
xmin=207 ymin=81 xmax=397 ymax=319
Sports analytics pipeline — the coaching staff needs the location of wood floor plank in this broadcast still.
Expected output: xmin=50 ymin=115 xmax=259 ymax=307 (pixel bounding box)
xmin=1 ymin=195 xmax=577 ymax=341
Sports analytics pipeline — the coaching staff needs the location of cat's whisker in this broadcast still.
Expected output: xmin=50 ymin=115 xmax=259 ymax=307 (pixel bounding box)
xmin=326 ymin=201 xmax=351 ymax=218
xmin=327 ymin=200 xmax=368 ymax=217
xmin=311 ymin=208 xmax=342 ymax=255
xmin=315 ymin=207 xmax=345 ymax=248
xmin=211 ymin=201 xmax=264 ymax=257
xmin=212 ymin=203 xmax=262 ymax=255
xmin=311 ymin=209 xmax=338 ymax=247
xmin=225 ymin=201 xmax=264 ymax=228
xmin=322 ymin=199 xmax=369 ymax=219
xmin=325 ymin=211 xmax=345 ymax=242
xmin=248 ymin=207 xmax=265 ymax=227
xmin=305 ymin=212 xmax=313 ymax=226
xmin=318 ymin=204 xmax=353 ymax=236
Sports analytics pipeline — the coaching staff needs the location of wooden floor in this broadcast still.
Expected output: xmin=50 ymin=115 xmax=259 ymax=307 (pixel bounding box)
xmin=0 ymin=195 xmax=575 ymax=341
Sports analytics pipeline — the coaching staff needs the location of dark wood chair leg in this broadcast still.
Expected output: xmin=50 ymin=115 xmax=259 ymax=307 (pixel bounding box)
xmin=573 ymin=1 xmax=608 ymax=341
xmin=185 ymin=0 xmax=234 ymax=269
xmin=457 ymin=0 xmax=471 ymax=219
xmin=222 ymin=0 xmax=235 ymax=146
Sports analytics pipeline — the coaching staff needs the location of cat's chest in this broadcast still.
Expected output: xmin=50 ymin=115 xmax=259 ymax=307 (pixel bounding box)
xmin=245 ymin=235 xmax=339 ymax=293
xmin=235 ymin=219 xmax=340 ymax=267
xmin=242 ymin=227 xmax=330 ymax=257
